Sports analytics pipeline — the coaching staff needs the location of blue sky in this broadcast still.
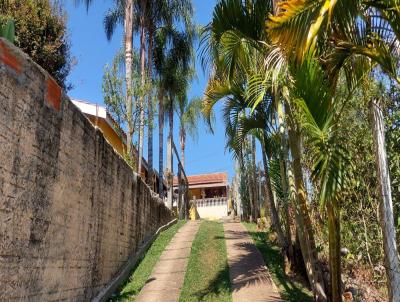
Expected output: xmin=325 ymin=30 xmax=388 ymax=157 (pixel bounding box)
xmin=64 ymin=0 xmax=237 ymax=180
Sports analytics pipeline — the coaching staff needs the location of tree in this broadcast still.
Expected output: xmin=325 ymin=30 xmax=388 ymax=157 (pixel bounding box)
xmin=0 ymin=0 xmax=72 ymax=89
xmin=201 ymin=1 xmax=328 ymax=300
xmin=267 ymin=1 xmax=400 ymax=299
xmin=78 ymin=0 xmax=137 ymax=160
xmin=176 ymin=96 xmax=203 ymax=168
xmin=137 ymin=0 xmax=147 ymax=176
xmin=153 ymin=1 xmax=195 ymax=201
xmin=102 ymin=49 xmax=144 ymax=167
xmin=293 ymin=58 xmax=352 ymax=302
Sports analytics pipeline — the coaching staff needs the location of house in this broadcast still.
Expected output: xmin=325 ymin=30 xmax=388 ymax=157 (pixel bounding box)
xmin=174 ymin=172 xmax=229 ymax=219
xmin=71 ymin=99 xmax=165 ymax=194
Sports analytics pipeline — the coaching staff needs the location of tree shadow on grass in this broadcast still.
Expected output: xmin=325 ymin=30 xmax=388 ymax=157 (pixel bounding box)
xmin=247 ymin=230 xmax=313 ymax=302
xmin=193 ymin=263 xmax=232 ymax=301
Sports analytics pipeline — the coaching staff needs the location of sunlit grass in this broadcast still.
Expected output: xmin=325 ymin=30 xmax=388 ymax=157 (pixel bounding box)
xmin=179 ymin=220 xmax=232 ymax=302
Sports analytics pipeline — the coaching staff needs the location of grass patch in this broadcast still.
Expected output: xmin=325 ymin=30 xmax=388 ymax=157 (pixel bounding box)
xmin=109 ymin=220 xmax=186 ymax=301
xmin=179 ymin=221 xmax=232 ymax=302
xmin=242 ymin=222 xmax=313 ymax=302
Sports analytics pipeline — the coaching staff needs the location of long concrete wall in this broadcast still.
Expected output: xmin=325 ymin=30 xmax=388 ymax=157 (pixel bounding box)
xmin=0 ymin=38 xmax=173 ymax=301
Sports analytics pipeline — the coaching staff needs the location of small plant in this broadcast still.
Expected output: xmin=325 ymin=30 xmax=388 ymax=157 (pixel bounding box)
xmin=0 ymin=18 xmax=15 ymax=43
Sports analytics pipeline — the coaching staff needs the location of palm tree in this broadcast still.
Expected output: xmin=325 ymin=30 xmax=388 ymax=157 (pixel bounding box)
xmin=153 ymin=24 xmax=195 ymax=207
xmin=176 ymin=96 xmax=203 ymax=168
xmin=137 ymin=0 xmax=148 ymax=176
xmin=267 ymin=2 xmax=400 ymax=300
xmin=293 ymin=58 xmax=352 ymax=302
xmin=201 ymin=1 xmax=328 ymax=300
xmin=203 ymin=76 xmax=288 ymax=247
xmin=146 ymin=0 xmax=192 ymax=187
xmin=78 ymin=0 xmax=135 ymax=160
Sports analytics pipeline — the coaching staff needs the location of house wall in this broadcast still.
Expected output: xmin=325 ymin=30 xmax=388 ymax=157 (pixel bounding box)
xmin=197 ymin=204 xmax=228 ymax=220
xmin=87 ymin=116 xmax=126 ymax=157
xmin=0 ymin=39 xmax=173 ymax=301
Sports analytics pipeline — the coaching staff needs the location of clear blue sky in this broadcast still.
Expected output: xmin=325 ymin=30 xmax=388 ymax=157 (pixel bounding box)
xmin=64 ymin=0 xmax=238 ymax=180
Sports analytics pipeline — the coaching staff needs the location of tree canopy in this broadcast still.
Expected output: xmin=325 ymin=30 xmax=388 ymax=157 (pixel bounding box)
xmin=0 ymin=0 xmax=72 ymax=89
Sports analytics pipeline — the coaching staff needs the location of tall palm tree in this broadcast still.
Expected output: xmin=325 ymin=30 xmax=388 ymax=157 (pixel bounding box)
xmin=267 ymin=2 xmax=400 ymax=300
xmin=176 ymin=96 xmax=203 ymax=168
xmin=154 ymin=24 xmax=195 ymax=207
xmin=79 ymin=0 xmax=135 ymax=159
xmin=203 ymin=77 xmax=288 ymax=248
xmin=201 ymin=1 xmax=328 ymax=300
xmin=292 ymin=58 xmax=352 ymax=302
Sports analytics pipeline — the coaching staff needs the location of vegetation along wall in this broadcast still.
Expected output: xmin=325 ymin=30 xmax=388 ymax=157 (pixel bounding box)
xmin=0 ymin=38 xmax=174 ymax=301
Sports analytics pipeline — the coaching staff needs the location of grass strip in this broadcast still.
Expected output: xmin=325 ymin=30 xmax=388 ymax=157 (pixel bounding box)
xmin=242 ymin=222 xmax=313 ymax=302
xmin=109 ymin=220 xmax=186 ymax=301
xmin=179 ymin=221 xmax=232 ymax=302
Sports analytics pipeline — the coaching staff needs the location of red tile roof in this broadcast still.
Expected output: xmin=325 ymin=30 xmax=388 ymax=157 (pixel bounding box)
xmin=174 ymin=172 xmax=228 ymax=186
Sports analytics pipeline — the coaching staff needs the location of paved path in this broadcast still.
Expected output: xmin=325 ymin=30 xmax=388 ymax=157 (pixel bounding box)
xmin=224 ymin=221 xmax=281 ymax=302
xmin=135 ymin=221 xmax=200 ymax=302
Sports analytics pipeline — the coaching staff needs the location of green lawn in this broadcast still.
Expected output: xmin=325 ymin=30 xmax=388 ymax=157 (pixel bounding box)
xmin=179 ymin=220 xmax=232 ymax=302
xmin=109 ymin=220 xmax=186 ymax=301
xmin=242 ymin=222 xmax=313 ymax=302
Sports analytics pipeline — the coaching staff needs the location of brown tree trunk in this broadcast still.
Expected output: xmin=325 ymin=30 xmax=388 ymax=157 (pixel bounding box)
xmin=261 ymin=137 xmax=287 ymax=248
xmin=158 ymin=88 xmax=164 ymax=199
xmin=277 ymin=99 xmax=294 ymax=267
xmin=124 ymin=0 xmax=134 ymax=159
xmin=137 ymin=0 xmax=147 ymax=176
xmin=251 ymin=135 xmax=260 ymax=219
xmin=166 ymin=98 xmax=174 ymax=209
xmin=147 ymin=26 xmax=154 ymax=188
xmin=288 ymin=125 xmax=327 ymax=302
xmin=327 ymin=200 xmax=342 ymax=302
xmin=180 ymin=125 xmax=185 ymax=169
xmin=370 ymin=98 xmax=400 ymax=302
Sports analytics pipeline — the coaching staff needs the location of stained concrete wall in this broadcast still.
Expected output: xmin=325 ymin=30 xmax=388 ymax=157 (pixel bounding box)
xmin=0 ymin=38 xmax=173 ymax=301
xmin=197 ymin=205 xmax=228 ymax=220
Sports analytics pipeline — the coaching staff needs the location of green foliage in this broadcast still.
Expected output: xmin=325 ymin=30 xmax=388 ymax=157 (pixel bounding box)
xmin=177 ymin=96 xmax=206 ymax=142
xmin=0 ymin=0 xmax=72 ymax=89
xmin=386 ymin=83 xmax=400 ymax=242
xmin=0 ymin=18 xmax=14 ymax=43
xmin=102 ymin=48 xmax=150 ymax=162
xmin=179 ymin=221 xmax=231 ymax=302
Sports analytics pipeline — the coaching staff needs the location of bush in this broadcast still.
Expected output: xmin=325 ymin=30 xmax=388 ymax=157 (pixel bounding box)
xmin=0 ymin=0 xmax=72 ymax=89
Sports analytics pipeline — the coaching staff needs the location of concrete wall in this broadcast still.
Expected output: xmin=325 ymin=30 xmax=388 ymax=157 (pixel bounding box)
xmin=0 ymin=39 xmax=173 ymax=301
xmin=197 ymin=205 xmax=228 ymax=220
xmin=195 ymin=198 xmax=228 ymax=219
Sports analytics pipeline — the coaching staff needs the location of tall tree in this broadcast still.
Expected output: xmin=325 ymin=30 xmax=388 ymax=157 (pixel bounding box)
xmin=176 ymin=96 xmax=204 ymax=168
xmin=201 ymin=1 xmax=329 ymax=300
xmin=137 ymin=0 xmax=147 ymax=176
xmin=125 ymin=0 xmax=134 ymax=160
xmin=267 ymin=1 xmax=400 ymax=299
xmin=82 ymin=0 xmax=136 ymax=160
xmin=2 ymin=0 xmax=72 ymax=88
xmin=102 ymin=49 xmax=142 ymax=166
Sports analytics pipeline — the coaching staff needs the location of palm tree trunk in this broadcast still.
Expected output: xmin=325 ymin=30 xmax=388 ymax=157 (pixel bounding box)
xmin=137 ymin=0 xmax=147 ymax=176
xmin=158 ymin=88 xmax=164 ymax=199
xmin=251 ymin=136 xmax=260 ymax=219
xmin=287 ymin=126 xmax=327 ymax=302
xmin=180 ymin=125 xmax=185 ymax=169
xmin=124 ymin=0 xmax=133 ymax=159
xmin=327 ymin=199 xmax=342 ymax=302
xmin=370 ymin=98 xmax=400 ymax=302
xmin=261 ymin=137 xmax=287 ymax=248
xmin=166 ymin=98 xmax=174 ymax=209
xmin=147 ymin=27 xmax=154 ymax=188
xmin=277 ymin=99 xmax=294 ymax=266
